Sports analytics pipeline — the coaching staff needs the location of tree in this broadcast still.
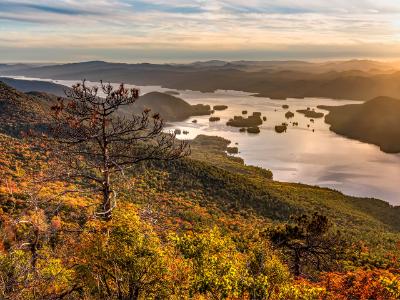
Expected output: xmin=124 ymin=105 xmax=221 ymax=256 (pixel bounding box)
xmin=268 ymin=213 xmax=346 ymax=277
xmin=243 ymin=238 xmax=292 ymax=300
xmin=78 ymin=204 xmax=171 ymax=299
xmin=174 ymin=228 xmax=245 ymax=299
xmin=47 ymin=81 xmax=189 ymax=220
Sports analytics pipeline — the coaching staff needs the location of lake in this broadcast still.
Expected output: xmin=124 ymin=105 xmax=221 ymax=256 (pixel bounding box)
xmin=9 ymin=76 xmax=400 ymax=205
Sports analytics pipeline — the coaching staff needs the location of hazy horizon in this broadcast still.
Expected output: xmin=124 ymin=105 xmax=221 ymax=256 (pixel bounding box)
xmin=3 ymin=58 xmax=400 ymax=66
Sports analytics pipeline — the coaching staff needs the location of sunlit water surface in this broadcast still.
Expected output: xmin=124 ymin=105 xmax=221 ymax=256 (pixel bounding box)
xmin=10 ymin=76 xmax=400 ymax=205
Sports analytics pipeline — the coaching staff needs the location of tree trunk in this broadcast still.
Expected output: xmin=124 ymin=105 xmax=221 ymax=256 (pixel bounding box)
xmin=102 ymin=172 xmax=112 ymax=220
xmin=30 ymin=228 xmax=39 ymax=270
xmin=128 ymin=285 xmax=139 ymax=300
xmin=293 ymin=251 xmax=301 ymax=276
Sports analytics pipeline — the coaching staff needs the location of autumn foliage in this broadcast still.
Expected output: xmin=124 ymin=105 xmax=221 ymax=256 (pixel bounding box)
xmin=0 ymin=81 xmax=399 ymax=299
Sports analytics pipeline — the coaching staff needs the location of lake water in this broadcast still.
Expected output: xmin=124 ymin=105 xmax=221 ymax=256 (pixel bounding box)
xmin=9 ymin=76 xmax=400 ymax=205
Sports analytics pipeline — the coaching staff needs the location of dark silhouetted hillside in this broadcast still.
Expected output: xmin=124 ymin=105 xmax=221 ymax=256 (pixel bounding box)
xmin=122 ymin=91 xmax=210 ymax=121
xmin=319 ymin=97 xmax=400 ymax=153
xmin=0 ymin=77 xmax=68 ymax=97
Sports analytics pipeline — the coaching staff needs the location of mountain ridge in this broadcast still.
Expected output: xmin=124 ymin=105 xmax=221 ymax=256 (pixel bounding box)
xmin=2 ymin=60 xmax=400 ymax=100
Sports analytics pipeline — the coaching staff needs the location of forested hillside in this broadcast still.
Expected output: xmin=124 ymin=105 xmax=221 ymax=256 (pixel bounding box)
xmin=0 ymin=81 xmax=399 ymax=299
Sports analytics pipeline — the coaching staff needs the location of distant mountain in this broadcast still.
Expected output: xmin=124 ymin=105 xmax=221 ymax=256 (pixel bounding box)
xmin=0 ymin=77 xmax=68 ymax=97
xmin=0 ymin=63 xmax=36 ymax=73
xmin=2 ymin=60 xmax=400 ymax=101
xmin=190 ymin=60 xmax=229 ymax=68
xmin=319 ymin=97 xmax=400 ymax=153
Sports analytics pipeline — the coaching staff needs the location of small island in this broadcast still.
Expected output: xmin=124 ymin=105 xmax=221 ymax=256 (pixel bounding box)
xmin=247 ymin=127 xmax=260 ymax=134
xmin=282 ymin=104 xmax=289 ymax=109
xmin=226 ymin=113 xmax=263 ymax=127
xmin=213 ymin=105 xmax=228 ymax=111
xmin=209 ymin=116 xmax=221 ymax=122
xmin=275 ymin=124 xmax=287 ymax=133
xmin=296 ymin=108 xmax=324 ymax=118
xmin=192 ymin=104 xmax=212 ymax=116
xmin=285 ymin=111 xmax=295 ymax=119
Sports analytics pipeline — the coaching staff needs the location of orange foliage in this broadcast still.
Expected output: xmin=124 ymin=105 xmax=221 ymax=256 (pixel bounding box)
xmin=320 ymin=269 xmax=400 ymax=300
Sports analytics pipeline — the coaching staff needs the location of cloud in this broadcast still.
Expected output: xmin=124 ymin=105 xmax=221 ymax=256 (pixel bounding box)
xmin=0 ymin=0 xmax=400 ymax=62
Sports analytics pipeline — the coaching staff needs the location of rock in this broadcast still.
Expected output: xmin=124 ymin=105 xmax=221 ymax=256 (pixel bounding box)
xmin=263 ymin=116 xmax=267 ymax=121
xmin=192 ymin=119 xmax=197 ymax=123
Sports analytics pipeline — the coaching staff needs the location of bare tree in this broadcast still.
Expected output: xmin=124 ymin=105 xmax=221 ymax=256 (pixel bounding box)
xmin=47 ymin=80 xmax=189 ymax=220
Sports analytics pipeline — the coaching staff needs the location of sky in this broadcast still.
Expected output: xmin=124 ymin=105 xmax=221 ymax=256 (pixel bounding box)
xmin=1 ymin=0 xmax=400 ymax=63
